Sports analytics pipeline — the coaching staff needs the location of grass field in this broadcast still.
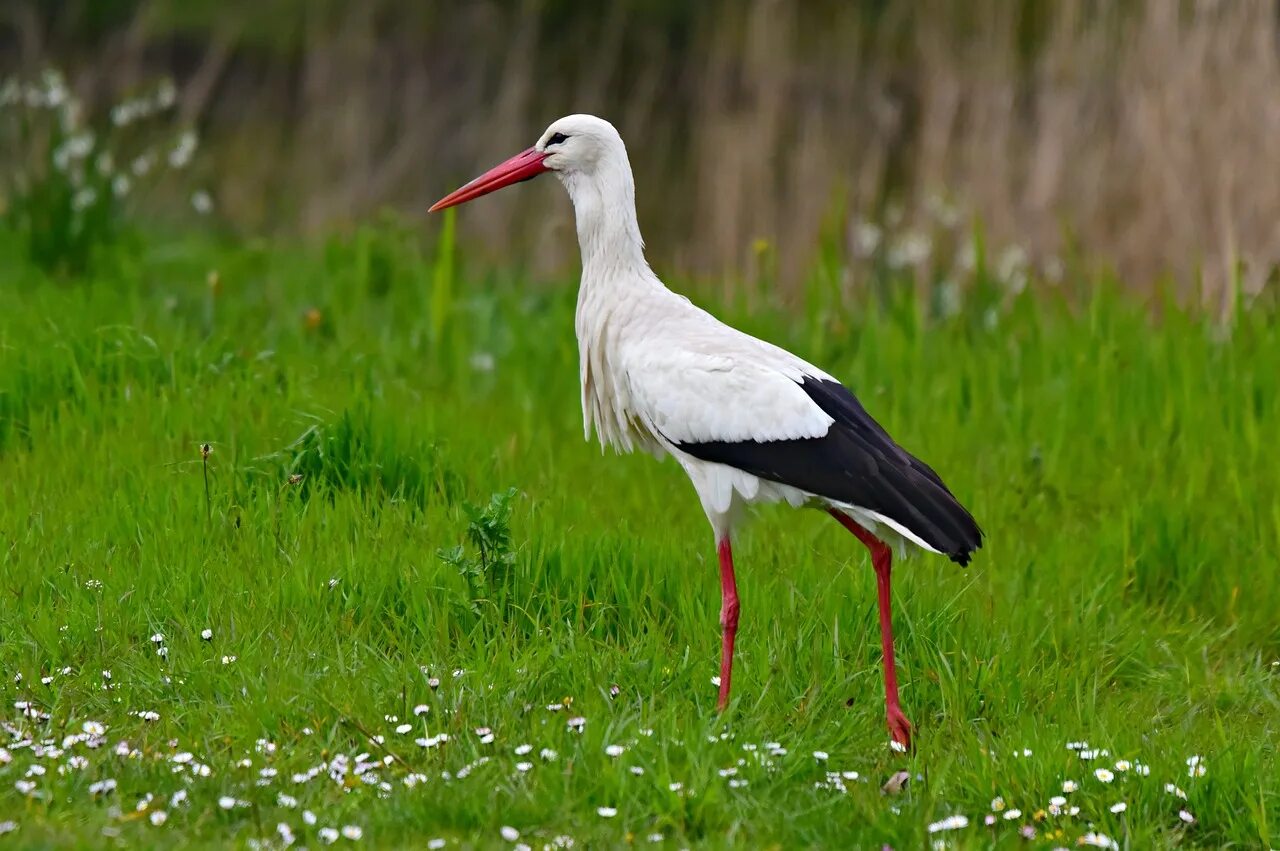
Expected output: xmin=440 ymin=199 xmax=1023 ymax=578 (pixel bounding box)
xmin=0 ymin=224 xmax=1277 ymax=849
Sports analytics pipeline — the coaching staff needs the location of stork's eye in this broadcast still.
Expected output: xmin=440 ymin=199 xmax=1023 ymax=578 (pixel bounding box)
xmin=546 ymin=132 xmax=569 ymax=146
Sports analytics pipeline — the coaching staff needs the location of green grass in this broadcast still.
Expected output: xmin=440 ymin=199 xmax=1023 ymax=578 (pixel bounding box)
xmin=0 ymin=227 xmax=1277 ymax=849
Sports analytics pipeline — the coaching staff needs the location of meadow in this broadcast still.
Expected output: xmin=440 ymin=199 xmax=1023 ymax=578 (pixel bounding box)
xmin=0 ymin=221 xmax=1278 ymax=849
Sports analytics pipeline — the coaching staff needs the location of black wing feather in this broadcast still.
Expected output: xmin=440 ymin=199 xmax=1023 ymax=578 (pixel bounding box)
xmin=675 ymin=376 xmax=983 ymax=565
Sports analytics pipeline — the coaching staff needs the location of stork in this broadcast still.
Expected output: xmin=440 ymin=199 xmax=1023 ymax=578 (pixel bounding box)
xmin=430 ymin=114 xmax=982 ymax=747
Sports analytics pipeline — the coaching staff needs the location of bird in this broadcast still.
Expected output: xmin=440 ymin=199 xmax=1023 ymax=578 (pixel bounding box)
xmin=430 ymin=114 xmax=982 ymax=748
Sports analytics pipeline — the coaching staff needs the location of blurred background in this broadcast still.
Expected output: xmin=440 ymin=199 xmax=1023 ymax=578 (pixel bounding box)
xmin=3 ymin=0 xmax=1280 ymax=304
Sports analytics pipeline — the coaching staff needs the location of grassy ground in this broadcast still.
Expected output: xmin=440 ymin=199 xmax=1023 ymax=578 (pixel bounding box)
xmin=0 ymin=226 xmax=1277 ymax=849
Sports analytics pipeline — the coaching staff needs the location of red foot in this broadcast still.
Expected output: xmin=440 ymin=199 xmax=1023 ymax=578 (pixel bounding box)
xmin=887 ymin=705 xmax=913 ymax=750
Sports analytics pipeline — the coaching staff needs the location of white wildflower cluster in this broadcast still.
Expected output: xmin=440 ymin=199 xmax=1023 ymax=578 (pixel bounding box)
xmin=845 ymin=189 xmax=1063 ymax=310
xmin=1 ymin=67 xmax=215 ymax=239
xmin=110 ymin=79 xmax=177 ymax=128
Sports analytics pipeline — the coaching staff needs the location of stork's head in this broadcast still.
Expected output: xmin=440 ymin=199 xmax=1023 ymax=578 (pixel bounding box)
xmin=429 ymin=114 xmax=627 ymax=212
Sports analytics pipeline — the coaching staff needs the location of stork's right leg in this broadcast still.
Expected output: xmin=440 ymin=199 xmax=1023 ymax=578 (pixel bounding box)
xmin=716 ymin=535 xmax=739 ymax=711
xmin=828 ymin=509 xmax=913 ymax=749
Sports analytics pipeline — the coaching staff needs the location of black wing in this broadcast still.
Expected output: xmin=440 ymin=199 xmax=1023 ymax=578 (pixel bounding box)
xmin=675 ymin=376 xmax=983 ymax=565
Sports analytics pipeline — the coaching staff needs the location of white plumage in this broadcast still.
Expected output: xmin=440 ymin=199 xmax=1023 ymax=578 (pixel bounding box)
xmin=430 ymin=113 xmax=983 ymax=749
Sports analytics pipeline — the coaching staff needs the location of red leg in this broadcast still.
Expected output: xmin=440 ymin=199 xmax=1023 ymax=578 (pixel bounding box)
xmin=716 ymin=536 xmax=740 ymax=711
xmin=828 ymin=509 xmax=913 ymax=748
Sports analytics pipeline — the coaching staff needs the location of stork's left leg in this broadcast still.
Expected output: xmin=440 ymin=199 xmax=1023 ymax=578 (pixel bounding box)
xmin=828 ymin=509 xmax=913 ymax=749
xmin=715 ymin=535 xmax=739 ymax=711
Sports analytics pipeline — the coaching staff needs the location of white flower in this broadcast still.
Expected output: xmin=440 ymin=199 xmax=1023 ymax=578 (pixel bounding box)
xmin=413 ymin=704 xmax=429 ymax=716
xmin=540 ymin=748 xmax=558 ymax=761
xmin=1110 ymin=802 xmax=1127 ymax=813
xmin=500 ymin=826 xmax=520 ymax=842
xmin=1186 ymin=755 xmax=1206 ymax=777
xmin=170 ymin=790 xmax=188 ymax=807
xmin=1094 ymin=768 xmax=1114 ymax=783
xmin=1165 ymin=783 xmax=1188 ymax=800
xmin=149 ymin=810 xmax=167 ymax=826
xmin=887 ymin=233 xmax=932 ymax=269
xmin=646 ymin=835 xmax=663 ymax=843
xmin=218 ymin=796 xmax=236 ymax=810
xmin=1179 ymin=809 xmax=1195 ymax=824
xmin=201 ymin=628 xmax=213 ymax=640
xmin=605 ymin=744 xmax=624 ymax=757
xmin=110 ymin=102 xmax=134 ymax=126
xmin=15 ymin=780 xmax=36 ymax=795
xmin=428 ymin=841 xmax=445 ymax=849
xmin=66 ymin=133 xmax=93 ymax=159
xmin=515 ymin=761 xmax=532 ymax=773
xmin=990 ymin=797 xmax=1005 ymax=812
xmin=89 ymin=778 xmax=117 ymax=796
xmin=341 ymin=825 xmax=362 ymax=840
xmin=597 ymin=806 xmax=617 ymax=818
xmin=82 ymin=721 xmax=105 ymax=736
xmin=72 ymin=187 xmax=98 ymax=212
xmin=927 ymin=815 xmax=969 ymax=833
xmin=1114 ymin=760 xmax=1131 ymax=772
xmin=319 ymin=827 xmax=339 ymax=844
xmin=191 ymin=190 xmax=213 ymax=215
xmin=303 ymin=811 xmax=317 ymax=826
xmin=1135 ymin=762 xmax=1151 ymax=776
xmin=221 ymin=655 xmax=236 ymax=665
xmin=168 ymin=131 xmax=198 ymax=169
xmin=853 ymin=222 xmax=882 ymax=257
xmin=567 ymin=717 xmax=586 ymax=732
xmin=155 ymin=79 xmax=177 ymax=109
xmin=890 ymin=740 xmax=908 ymax=753
xmin=1002 ymin=809 xmax=1021 ymax=820
xmin=1062 ymin=780 xmax=1079 ymax=793
xmin=395 ymin=724 xmax=412 ymax=735
xmin=1079 ymin=832 xmax=1119 ymax=850
xmin=813 ymin=751 xmax=829 ymax=761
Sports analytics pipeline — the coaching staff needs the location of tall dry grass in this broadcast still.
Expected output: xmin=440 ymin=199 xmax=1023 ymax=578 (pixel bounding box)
xmin=4 ymin=0 xmax=1280 ymax=303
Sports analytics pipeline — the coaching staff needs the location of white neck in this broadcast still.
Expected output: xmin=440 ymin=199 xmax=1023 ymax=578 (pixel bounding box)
xmin=558 ymin=160 xmax=650 ymax=284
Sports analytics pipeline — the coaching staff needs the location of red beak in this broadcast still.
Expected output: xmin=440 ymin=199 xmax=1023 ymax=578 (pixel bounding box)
xmin=429 ymin=147 xmax=551 ymax=212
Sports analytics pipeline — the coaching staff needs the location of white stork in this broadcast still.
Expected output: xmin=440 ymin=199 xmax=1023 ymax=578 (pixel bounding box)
xmin=430 ymin=114 xmax=982 ymax=747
